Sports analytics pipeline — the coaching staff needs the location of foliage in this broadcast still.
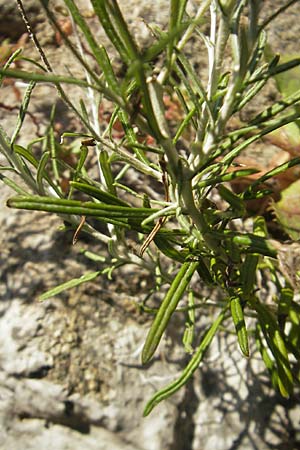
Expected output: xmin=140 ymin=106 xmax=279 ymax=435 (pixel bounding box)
xmin=1 ymin=0 xmax=300 ymax=415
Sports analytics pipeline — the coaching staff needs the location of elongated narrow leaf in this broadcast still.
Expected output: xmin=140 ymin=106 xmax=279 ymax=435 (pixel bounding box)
xmin=142 ymin=21 xmax=190 ymax=63
xmin=106 ymin=0 xmax=140 ymax=61
xmin=143 ymin=306 xmax=227 ymax=416
xmin=99 ymin=150 xmax=117 ymax=195
xmin=13 ymin=144 xmax=38 ymax=168
xmin=176 ymin=51 xmax=209 ymax=111
xmin=115 ymin=108 xmax=149 ymax=164
xmin=76 ymin=146 xmax=89 ymax=174
xmin=207 ymin=230 xmax=277 ymax=258
xmin=251 ymin=297 xmax=293 ymax=398
xmin=67 ymin=146 xmax=88 ymax=200
xmin=196 ymin=255 xmax=214 ymax=285
xmin=12 ymin=145 xmax=37 ymax=186
xmin=90 ymin=0 xmax=130 ymax=64
xmin=230 ymin=294 xmax=249 ymax=357
xmin=11 ymin=80 xmax=36 ymax=145
xmin=0 ymin=68 xmax=121 ymax=105
xmin=39 ymin=0 xmax=124 ymax=104
xmin=147 ymin=79 xmax=170 ymax=139
xmin=182 ymin=290 xmax=195 ymax=354
xmin=13 ymin=144 xmax=61 ymax=196
xmin=218 ymin=185 xmax=245 ymax=215
xmin=0 ymin=48 xmax=22 ymax=86
xmin=70 ymin=181 xmax=129 ymax=206
xmin=240 ymin=216 xmax=267 ymax=295
xmin=252 ymin=58 xmax=300 ymax=83
xmin=7 ymin=195 xmax=159 ymax=218
xmin=127 ymin=62 xmax=163 ymax=140
xmin=278 ymin=287 xmax=294 ymax=318
xmin=173 ymin=55 xmax=203 ymax=117
xmin=0 ymin=173 xmax=29 ymax=195
xmin=287 ymin=302 xmax=300 ymax=359
xmin=197 ymin=168 xmax=259 ymax=188
xmin=246 ymin=156 xmax=300 ymax=194
xmin=36 ymin=151 xmax=50 ymax=195
xmin=170 ymin=0 xmax=180 ymax=41
xmin=39 ymin=271 xmax=101 ymax=301
xmin=142 ymin=261 xmax=199 ymax=364
xmin=231 ymin=234 xmax=277 ymax=258
xmin=64 ymin=0 xmax=121 ymax=94
xmin=255 ymin=324 xmax=280 ymax=391
xmin=241 ymin=253 xmax=259 ymax=296
xmin=154 ymin=236 xmax=185 ymax=262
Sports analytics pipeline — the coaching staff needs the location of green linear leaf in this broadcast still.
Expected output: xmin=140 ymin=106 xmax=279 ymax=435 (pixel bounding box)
xmin=106 ymin=0 xmax=140 ymax=61
xmin=36 ymin=151 xmax=50 ymax=195
xmin=250 ymin=57 xmax=300 ymax=84
xmin=0 ymin=68 xmax=121 ymax=105
xmin=173 ymin=105 xmax=196 ymax=143
xmin=90 ymin=0 xmax=130 ymax=64
xmin=0 ymin=173 xmax=30 ymax=195
xmin=142 ymin=261 xmax=199 ymax=364
xmin=99 ymin=150 xmax=117 ymax=195
xmin=230 ymin=294 xmax=249 ymax=357
xmin=245 ymin=156 xmax=300 ymax=194
xmin=11 ymin=80 xmax=36 ymax=145
xmin=143 ymin=306 xmax=227 ymax=416
xmin=39 ymin=271 xmax=101 ymax=301
xmin=0 ymin=48 xmax=23 ymax=86
xmin=255 ymin=324 xmax=280 ymax=391
xmin=142 ymin=21 xmax=190 ymax=63
xmin=207 ymin=230 xmax=277 ymax=258
xmin=71 ymin=181 xmax=129 ymax=206
xmin=13 ymin=144 xmax=38 ymax=168
xmin=64 ymin=0 xmax=121 ymax=94
xmin=13 ymin=145 xmax=62 ymax=196
xmin=154 ymin=235 xmax=185 ymax=263
xmin=197 ymin=168 xmax=259 ymax=188
xmin=7 ymin=195 xmax=159 ymax=218
xmin=250 ymin=297 xmax=293 ymax=398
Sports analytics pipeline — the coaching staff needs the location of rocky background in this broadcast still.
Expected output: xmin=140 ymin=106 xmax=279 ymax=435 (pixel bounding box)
xmin=1 ymin=1 xmax=300 ymax=449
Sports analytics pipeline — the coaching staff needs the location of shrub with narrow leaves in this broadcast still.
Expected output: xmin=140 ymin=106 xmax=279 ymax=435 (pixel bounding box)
xmin=0 ymin=0 xmax=300 ymax=415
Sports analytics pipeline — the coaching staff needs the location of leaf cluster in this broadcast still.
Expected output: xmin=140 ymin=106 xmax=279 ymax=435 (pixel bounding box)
xmin=0 ymin=0 xmax=300 ymax=415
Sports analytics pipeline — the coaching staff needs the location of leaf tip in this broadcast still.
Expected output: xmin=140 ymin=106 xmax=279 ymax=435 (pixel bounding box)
xmin=141 ymin=348 xmax=151 ymax=365
xmin=143 ymin=400 xmax=155 ymax=417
